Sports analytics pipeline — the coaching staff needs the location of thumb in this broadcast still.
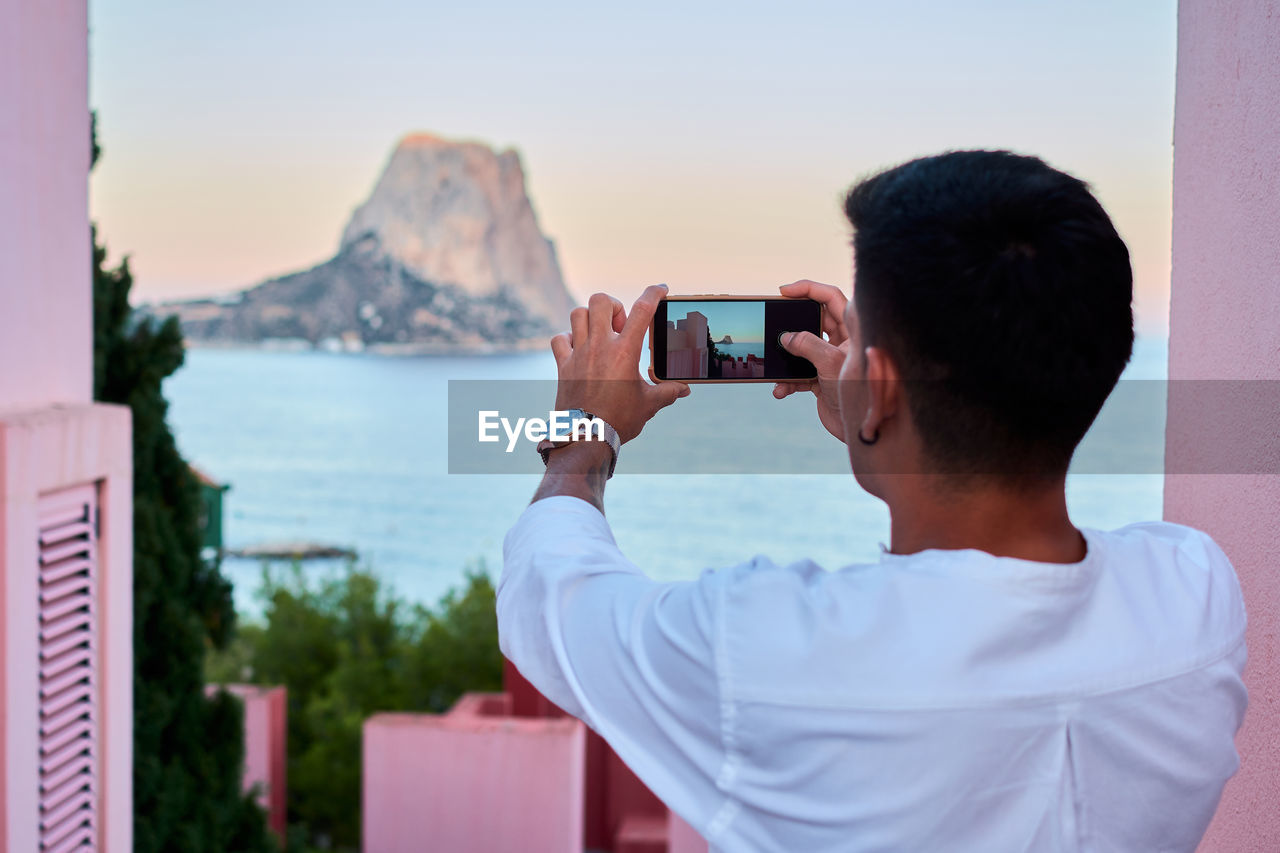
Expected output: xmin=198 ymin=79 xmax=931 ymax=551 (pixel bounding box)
xmin=780 ymin=330 xmax=833 ymax=364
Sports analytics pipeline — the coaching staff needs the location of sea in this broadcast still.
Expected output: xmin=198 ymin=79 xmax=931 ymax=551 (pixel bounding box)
xmin=164 ymin=338 xmax=1169 ymax=619
xmin=717 ymin=342 xmax=767 ymax=360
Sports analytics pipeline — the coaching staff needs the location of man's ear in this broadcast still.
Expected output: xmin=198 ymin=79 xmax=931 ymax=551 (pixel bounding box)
xmin=861 ymin=346 xmax=900 ymax=440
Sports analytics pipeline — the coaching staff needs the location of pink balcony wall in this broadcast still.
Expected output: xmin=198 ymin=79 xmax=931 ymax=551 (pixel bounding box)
xmin=209 ymin=684 xmax=287 ymax=840
xmin=1166 ymin=1 xmax=1280 ymax=850
xmin=363 ymin=696 xmax=587 ymax=853
xmin=1 ymin=407 xmax=134 ymax=852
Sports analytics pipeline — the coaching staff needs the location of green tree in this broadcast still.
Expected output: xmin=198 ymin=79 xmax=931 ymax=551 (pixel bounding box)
xmin=208 ymin=564 xmax=503 ymax=851
xmin=91 ymin=115 xmax=276 ymax=852
xmin=404 ymin=569 xmax=504 ymax=712
xmin=707 ymin=328 xmax=723 ymax=361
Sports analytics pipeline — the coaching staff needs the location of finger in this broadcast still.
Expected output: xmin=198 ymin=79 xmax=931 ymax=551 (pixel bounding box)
xmin=587 ymin=292 xmax=619 ymax=339
xmin=821 ymin=308 xmax=847 ymax=342
xmin=781 ymin=281 xmax=850 ymax=346
xmin=550 ymin=333 xmax=571 ymax=367
xmin=773 ymin=380 xmax=815 ymax=399
xmin=570 ymin=306 xmax=589 ymax=346
xmin=611 ymin=299 xmax=628 ymax=334
xmin=780 ymin=330 xmax=843 ymax=374
xmin=772 ymin=381 xmax=807 ymax=399
xmin=621 ymin=283 xmax=669 ymax=344
xmin=779 ymin=280 xmax=849 ymax=315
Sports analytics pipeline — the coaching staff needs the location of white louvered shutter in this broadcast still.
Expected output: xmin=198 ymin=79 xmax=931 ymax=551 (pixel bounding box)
xmin=37 ymin=484 xmax=100 ymax=853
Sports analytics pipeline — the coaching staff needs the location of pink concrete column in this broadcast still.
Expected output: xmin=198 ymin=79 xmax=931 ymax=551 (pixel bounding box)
xmin=0 ymin=0 xmax=92 ymax=407
xmin=214 ymin=685 xmax=288 ymax=840
xmin=1167 ymin=1 xmax=1280 ymax=850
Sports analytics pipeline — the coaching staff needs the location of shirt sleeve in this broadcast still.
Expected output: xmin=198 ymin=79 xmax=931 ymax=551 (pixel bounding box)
xmin=498 ymin=495 xmax=730 ymax=832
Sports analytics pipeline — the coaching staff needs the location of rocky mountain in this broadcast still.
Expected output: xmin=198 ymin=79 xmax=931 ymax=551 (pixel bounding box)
xmin=157 ymin=133 xmax=576 ymax=352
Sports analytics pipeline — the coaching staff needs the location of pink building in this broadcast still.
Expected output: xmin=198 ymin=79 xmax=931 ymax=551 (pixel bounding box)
xmin=364 ymin=693 xmax=587 ymax=853
xmin=719 ymin=353 xmax=765 ymax=379
xmin=1 ymin=1 xmax=134 ymax=849
xmin=665 ymin=312 xmax=709 ymax=379
xmin=362 ymin=665 xmax=708 ymax=852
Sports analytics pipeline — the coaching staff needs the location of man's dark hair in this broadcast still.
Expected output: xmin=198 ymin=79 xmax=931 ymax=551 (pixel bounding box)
xmin=845 ymin=150 xmax=1134 ymax=482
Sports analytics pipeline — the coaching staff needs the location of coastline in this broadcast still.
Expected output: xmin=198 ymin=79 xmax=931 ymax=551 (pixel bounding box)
xmin=181 ymin=336 xmax=551 ymax=357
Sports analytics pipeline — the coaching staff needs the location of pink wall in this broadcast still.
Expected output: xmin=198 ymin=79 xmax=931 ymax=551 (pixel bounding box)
xmin=0 ymin=2 xmax=132 ymax=849
xmin=214 ymin=685 xmax=287 ymax=839
xmin=1166 ymin=1 xmax=1280 ymax=850
xmin=0 ymin=405 xmax=133 ymax=851
xmin=364 ymin=697 xmax=586 ymax=853
xmin=0 ymin=0 xmax=92 ymax=408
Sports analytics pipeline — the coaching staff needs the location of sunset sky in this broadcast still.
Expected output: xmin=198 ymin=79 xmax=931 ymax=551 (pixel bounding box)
xmin=89 ymin=0 xmax=1176 ymax=335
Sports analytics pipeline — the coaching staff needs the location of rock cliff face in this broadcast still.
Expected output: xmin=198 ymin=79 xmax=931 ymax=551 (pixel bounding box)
xmin=160 ymin=133 xmax=576 ymax=352
xmin=342 ymin=133 xmax=574 ymax=325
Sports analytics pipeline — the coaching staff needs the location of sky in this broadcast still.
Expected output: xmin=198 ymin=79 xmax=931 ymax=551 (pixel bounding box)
xmin=674 ymin=302 xmax=765 ymax=344
xmin=89 ymin=0 xmax=1176 ymax=336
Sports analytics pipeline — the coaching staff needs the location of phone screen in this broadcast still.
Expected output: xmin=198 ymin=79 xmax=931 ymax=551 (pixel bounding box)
xmin=651 ymin=297 xmax=822 ymax=381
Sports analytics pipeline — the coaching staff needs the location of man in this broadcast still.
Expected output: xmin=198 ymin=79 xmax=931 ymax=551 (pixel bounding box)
xmin=498 ymin=151 xmax=1247 ymax=852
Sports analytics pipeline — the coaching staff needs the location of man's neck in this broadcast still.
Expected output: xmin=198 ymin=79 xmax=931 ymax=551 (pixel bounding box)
xmin=886 ymin=476 xmax=1086 ymax=564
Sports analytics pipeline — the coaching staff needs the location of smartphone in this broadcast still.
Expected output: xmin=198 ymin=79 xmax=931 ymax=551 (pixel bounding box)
xmin=649 ymin=295 xmax=823 ymax=383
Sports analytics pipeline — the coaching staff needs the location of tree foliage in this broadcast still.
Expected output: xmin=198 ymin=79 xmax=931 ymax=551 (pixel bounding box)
xmin=707 ymin=328 xmax=724 ymax=361
xmin=91 ymin=117 xmax=277 ymax=852
xmin=206 ymin=565 xmax=504 ymax=852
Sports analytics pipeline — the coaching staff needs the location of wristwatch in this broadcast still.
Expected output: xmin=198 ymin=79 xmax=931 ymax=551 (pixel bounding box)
xmin=535 ymin=408 xmax=621 ymax=478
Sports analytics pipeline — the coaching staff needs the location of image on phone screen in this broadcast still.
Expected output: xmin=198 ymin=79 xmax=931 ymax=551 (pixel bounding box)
xmin=651 ymin=297 xmax=821 ymax=382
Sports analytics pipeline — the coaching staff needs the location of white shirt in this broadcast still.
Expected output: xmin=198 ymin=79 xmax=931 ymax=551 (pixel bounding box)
xmin=498 ymin=496 xmax=1247 ymax=853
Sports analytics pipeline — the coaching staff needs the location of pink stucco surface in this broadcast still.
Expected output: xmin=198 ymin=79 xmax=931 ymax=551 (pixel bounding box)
xmin=1 ymin=404 xmax=133 ymax=851
xmin=0 ymin=0 xmax=91 ymax=408
xmin=363 ymin=698 xmax=586 ymax=853
xmin=214 ymin=684 xmax=287 ymax=839
xmin=1166 ymin=1 xmax=1280 ymax=850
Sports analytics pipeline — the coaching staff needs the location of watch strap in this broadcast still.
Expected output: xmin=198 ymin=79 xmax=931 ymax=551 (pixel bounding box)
xmin=537 ymin=410 xmax=620 ymax=478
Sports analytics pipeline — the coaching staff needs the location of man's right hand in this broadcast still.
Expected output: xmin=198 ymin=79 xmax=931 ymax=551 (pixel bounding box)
xmin=773 ymin=280 xmax=851 ymax=443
